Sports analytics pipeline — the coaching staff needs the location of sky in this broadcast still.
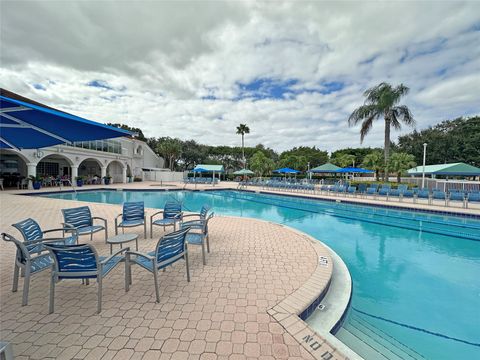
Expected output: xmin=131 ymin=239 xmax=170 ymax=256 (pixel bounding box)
xmin=1 ymin=1 xmax=479 ymax=152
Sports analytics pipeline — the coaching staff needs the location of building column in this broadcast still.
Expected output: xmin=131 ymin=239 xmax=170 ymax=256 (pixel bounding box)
xmin=26 ymin=163 xmax=37 ymax=190
xmin=71 ymin=166 xmax=78 ymax=183
xmin=122 ymin=166 xmax=127 ymax=184
xmin=101 ymin=166 xmax=107 ymax=184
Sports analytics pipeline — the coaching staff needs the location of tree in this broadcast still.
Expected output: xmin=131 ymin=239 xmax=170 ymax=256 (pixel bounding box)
xmin=362 ymin=151 xmax=384 ymax=181
xmin=156 ymin=138 xmax=182 ymax=170
xmin=397 ymin=116 xmax=480 ymax=166
xmin=236 ymin=124 xmax=250 ymax=168
xmin=332 ymin=153 xmax=355 ymax=168
xmin=330 ymin=147 xmax=382 ymax=168
xmin=388 ymin=152 xmax=416 ymax=183
xmin=250 ymin=151 xmax=275 ymax=178
xmin=179 ymin=140 xmax=207 ymax=170
xmin=279 ymin=154 xmax=308 ymax=171
xmin=348 ymin=82 xmax=415 ymax=177
xmin=107 ymin=123 xmax=147 ymax=141
xmin=279 ymin=146 xmax=328 ymax=168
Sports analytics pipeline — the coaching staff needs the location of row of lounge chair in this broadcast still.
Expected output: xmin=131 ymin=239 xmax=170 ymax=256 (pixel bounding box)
xmin=320 ymin=183 xmax=480 ymax=208
xmin=184 ymin=177 xmax=218 ymax=185
xmin=239 ymin=179 xmax=315 ymax=193
xmin=2 ymin=202 xmax=214 ymax=313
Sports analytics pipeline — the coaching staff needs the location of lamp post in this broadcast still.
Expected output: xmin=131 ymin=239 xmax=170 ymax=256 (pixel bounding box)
xmin=421 ymin=143 xmax=427 ymax=189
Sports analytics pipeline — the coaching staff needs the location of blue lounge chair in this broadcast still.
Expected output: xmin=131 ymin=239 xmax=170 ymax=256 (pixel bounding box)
xmin=45 ymin=243 xmax=128 ymax=313
xmin=466 ymin=192 xmax=480 ymax=208
xmin=180 ymin=212 xmax=214 ymax=265
xmin=448 ymin=192 xmax=465 ymax=208
xmin=1 ymin=232 xmax=73 ymax=306
xmin=150 ymin=201 xmax=183 ymax=236
xmin=357 ymin=183 xmax=367 ymax=196
xmin=125 ymin=228 xmax=191 ymax=302
xmin=432 ymin=191 xmax=447 ymax=206
xmin=115 ymin=202 xmax=147 ymax=238
xmin=347 ymin=186 xmax=357 ymax=196
xmin=12 ymin=218 xmax=77 ymax=254
xmin=416 ymin=189 xmax=431 ymax=204
xmin=366 ymin=184 xmax=379 ymax=197
xmin=401 ymin=189 xmax=415 ymax=201
xmin=62 ymin=206 xmax=108 ymax=242
xmin=378 ymin=184 xmax=391 ymax=197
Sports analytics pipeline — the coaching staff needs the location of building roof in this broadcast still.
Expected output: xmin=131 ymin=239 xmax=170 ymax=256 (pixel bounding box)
xmin=310 ymin=163 xmax=341 ymax=173
xmin=194 ymin=164 xmax=224 ymax=172
xmin=407 ymin=162 xmax=480 ymax=176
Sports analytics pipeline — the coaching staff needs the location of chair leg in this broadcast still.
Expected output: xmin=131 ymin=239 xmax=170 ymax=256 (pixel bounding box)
xmin=206 ymin=235 xmax=210 ymax=253
xmin=152 ymin=270 xmax=160 ymax=303
xmin=104 ymin=225 xmax=108 ymax=243
xmin=22 ymin=268 xmax=31 ymax=306
xmin=115 ymin=219 xmax=118 ymax=235
xmin=90 ymin=231 xmax=93 ymax=242
xmin=150 ymin=222 xmax=153 ymax=239
xmin=49 ymin=273 xmax=55 ymax=314
xmin=97 ymin=277 xmax=102 ymax=313
xmin=185 ymin=249 xmax=191 ymax=282
xmin=144 ymin=223 xmax=147 ymax=239
xmin=12 ymin=264 xmax=19 ymax=292
xmin=201 ymin=241 xmax=206 ymax=266
xmin=125 ymin=254 xmax=130 ymax=292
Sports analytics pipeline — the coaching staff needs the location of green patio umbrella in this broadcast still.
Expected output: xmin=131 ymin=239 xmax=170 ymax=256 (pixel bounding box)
xmin=233 ymin=169 xmax=255 ymax=175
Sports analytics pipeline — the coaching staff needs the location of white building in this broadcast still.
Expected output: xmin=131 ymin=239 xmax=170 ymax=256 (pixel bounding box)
xmin=0 ymin=89 xmax=166 ymax=188
xmin=0 ymin=137 xmax=165 ymax=187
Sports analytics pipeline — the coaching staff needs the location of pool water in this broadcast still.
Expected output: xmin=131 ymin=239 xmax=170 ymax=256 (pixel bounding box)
xmin=41 ymin=189 xmax=480 ymax=359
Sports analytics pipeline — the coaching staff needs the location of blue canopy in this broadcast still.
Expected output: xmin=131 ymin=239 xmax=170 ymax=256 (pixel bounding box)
xmin=273 ymin=167 xmax=301 ymax=174
xmin=338 ymin=167 xmax=374 ymax=173
xmin=0 ymin=94 xmax=133 ymax=150
xmin=192 ymin=167 xmax=209 ymax=173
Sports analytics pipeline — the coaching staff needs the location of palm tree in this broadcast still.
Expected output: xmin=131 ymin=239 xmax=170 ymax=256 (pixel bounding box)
xmin=333 ymin=154 xmax=355 ymax=168
xmin=236 ymin=124 xmax=250 ymax=168
xmin=348 ymin=82 xmax=415 ymax=178
xmin=362 ymin=151 xmax=384 ymax=181
xmin=388 ymin=152 xmax=416 ymax=183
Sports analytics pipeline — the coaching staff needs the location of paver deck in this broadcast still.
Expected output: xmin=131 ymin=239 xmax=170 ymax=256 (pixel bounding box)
xmin=0 ymin=191 xmax=347 ymax=360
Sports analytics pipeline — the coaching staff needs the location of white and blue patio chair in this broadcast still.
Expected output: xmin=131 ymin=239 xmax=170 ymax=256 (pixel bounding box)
xmin=180 ymin=212 xmax=214 ymax=265
xmin=12 ymin=217 xmax=78 ymax=254
xmin=448 ymin=191 xmax=466 ymax=208
xmin=466 ymin=192 xmax=480 ymax=208
xmin=44 ymin=243 xmax=129 ymax=313
xmin=150 ymin=201 xmax=183 ymax=237
xmin=115 ymin=201 xmax=147 ymax=238
xmin=1 ymin=232 xmax=74 ymax=306
xmin=125 ymin=227 xmax=191 ymax=302
xmin=62 ymin=206 xmax=108 ymax=242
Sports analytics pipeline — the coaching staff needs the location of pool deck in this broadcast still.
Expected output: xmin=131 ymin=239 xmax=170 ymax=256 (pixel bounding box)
xmin=0 ymin=188 xmax=351 ymax=360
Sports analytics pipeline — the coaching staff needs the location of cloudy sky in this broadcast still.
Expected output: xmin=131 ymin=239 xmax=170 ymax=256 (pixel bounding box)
xmin=1 ymin=1 xmax=479 ymax=152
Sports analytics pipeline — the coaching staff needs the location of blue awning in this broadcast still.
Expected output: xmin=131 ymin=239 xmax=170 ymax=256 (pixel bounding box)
xmin=338 ymin=167 xmax=374 ymax=173
xmin=273 ymin=167 xmax=301 ymax=174
xmin=0 ymin=95 xmax=134 ymax=150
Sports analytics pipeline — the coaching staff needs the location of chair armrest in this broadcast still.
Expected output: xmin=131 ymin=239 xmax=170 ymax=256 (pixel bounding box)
xmin=150 ymin=211 xmax=165 ymax=221
xmin=43 ymin=227 xmax=78 ymax=236
xmin=182 ymin=213 xmax=201 ymax=219
xmin=101 ymin=247 xmax=130 ymax=265
xmin=125 ymin=250 xmax=154 ymax=262
xmin=92 ymin=217 xmax=107 ymax=226
xmin=62 ymin=222 xmax=76 ymax=229
xmin=173 ymin=212 xmax=183 ymax=219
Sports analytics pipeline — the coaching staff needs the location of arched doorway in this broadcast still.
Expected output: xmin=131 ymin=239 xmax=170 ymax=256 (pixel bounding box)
xmin=37 ymin=154 xmax=74 ymax=178
xmin=106 ymin=160 xmax=125 ymax=183
xmin=78 ymin=158 xmax=102 ymax=178
xmin=0 ymin=149 xmax=29 ymax=188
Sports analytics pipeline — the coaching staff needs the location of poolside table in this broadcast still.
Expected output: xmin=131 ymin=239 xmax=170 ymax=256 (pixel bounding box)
xmin=107 ymin=233 xmax=138 ymax=254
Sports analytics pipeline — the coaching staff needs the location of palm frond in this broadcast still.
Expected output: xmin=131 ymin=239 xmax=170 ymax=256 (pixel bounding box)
xmin=348 ymin=105 xmax=379 ymax=126
xmin=360 ymin=116 xmax=375 ymax=142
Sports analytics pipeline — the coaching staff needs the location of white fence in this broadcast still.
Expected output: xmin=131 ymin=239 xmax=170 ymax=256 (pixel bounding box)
xmin=142 ymin=170 xmax=184 ymax=182
xmin=400 ymin=177 xmax=480 ymax=191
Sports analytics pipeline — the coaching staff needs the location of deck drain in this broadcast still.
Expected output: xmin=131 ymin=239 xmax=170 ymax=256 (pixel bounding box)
xmin=319 ymin=256 xmax=329 ymax=266
xmin=317 ymin=304 xmax=326 ymax=310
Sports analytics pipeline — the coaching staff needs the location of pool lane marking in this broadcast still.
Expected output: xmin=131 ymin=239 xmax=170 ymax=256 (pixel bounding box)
xmin=236 ymin=191 xmax=480 ymax=231
xmin=352 ymin=307 xmax=480 ymax=348
xmin=209 ymin=191 xmax=480 ymax=241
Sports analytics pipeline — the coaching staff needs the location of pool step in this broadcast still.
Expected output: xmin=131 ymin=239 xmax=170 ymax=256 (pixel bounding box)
xmin=336 ymin=314 xmax=424 ymax=360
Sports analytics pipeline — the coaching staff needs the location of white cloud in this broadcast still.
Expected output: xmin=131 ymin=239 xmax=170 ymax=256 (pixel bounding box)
xmin=1 ymin=0 xmax=479 ymax=152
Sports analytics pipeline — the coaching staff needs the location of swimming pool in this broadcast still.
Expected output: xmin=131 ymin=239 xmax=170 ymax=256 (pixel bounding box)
xmin=41 ymin=189 xmax=480 ymax=359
